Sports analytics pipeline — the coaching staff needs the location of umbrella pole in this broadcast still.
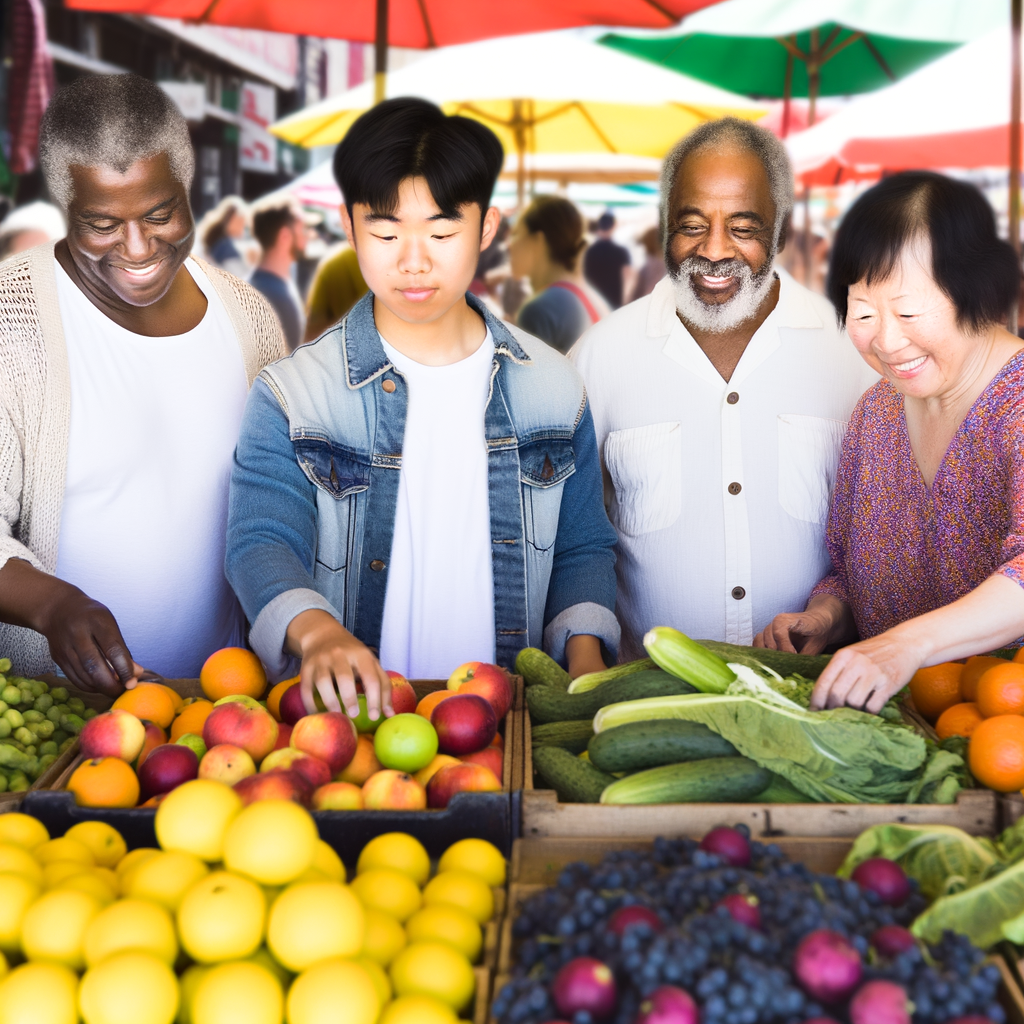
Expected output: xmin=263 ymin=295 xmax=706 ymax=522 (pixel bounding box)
xmin=374 ymin=0 xmax=388 ymax=104
xmin=1012 ymin=0 xmax=1023 ymax=334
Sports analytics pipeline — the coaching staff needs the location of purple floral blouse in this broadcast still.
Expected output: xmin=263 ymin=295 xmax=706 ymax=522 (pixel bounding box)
xmin=811 ymin=352 xmax=1024 ymax=641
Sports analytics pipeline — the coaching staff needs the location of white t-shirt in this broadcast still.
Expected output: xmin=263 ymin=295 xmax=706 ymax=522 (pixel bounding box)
xmin=378 ymin=329 xmax=496 ymax=679
xmin=54 ymin=258 xmax=248 ymax=677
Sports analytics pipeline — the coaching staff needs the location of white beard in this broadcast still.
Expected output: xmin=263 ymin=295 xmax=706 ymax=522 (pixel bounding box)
xmin=669 ymin=255 xmax=777 ymax=333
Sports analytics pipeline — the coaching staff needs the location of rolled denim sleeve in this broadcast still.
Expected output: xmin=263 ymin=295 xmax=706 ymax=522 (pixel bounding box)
xmin=225 ymin=378 xmax=340 ymax=677
xmin=543 ymin=399 xmax=619 ymax=663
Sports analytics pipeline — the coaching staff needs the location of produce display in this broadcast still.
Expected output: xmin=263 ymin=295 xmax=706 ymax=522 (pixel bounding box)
xmin=63 ymin=649 xmax=511 ymax=811
xmin=491 ymin=824 xmax=1006 ymax=1024
xmin=0 ymin=794 xmax=505 ymax=1024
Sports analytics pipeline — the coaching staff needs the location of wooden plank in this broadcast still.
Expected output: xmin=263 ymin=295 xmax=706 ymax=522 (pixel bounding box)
xmin=1004 ymin=793 xmax=1024 ymax=829
xmin=1001 ymin=957 xmax=1024 ymax=1024
xmin=473 ymin=965 xmax=491 ymax=1024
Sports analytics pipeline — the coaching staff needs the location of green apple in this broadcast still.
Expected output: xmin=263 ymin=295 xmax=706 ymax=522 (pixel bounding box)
xmin=351 ymin=693 xmax=384 ymax=734
xmin=373 ymin=713 xmax=438 ymax=773
xmin=175 ymin=733 xmax=207 ymax=760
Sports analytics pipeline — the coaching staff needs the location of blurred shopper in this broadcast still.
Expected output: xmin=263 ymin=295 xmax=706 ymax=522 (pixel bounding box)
xmin=572 ymin=118 xmax=876 ymax=659
xmin=0 ymin=74 xmax=284 ymax=691
xmin=199 ymin=196 xmax=249 ymax=278
xmin=303 ymin=243 xmax=367 ymax=343
xmin=510 ymin=195 xmax=609 ymax=354
xmin=630 ymin=225 xmax=667 ymax=301
xmin=250 ymin=197 xmax=315 ymax=352
xmin=0 ymin=200 xmax=65 ymax=260
xmin=583 ymin=210 xmax=632 ymax=310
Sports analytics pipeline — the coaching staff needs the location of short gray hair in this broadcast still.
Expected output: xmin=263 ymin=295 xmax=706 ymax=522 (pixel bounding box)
xmin=660 ymin=117 xmax=794 ymax=246
xmin=40 ymin=74 xmax=195 ymax=211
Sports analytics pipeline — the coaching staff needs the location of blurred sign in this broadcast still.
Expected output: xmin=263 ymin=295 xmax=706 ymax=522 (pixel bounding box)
xmin=240 ymin=82 xmax=277 ymax=174
xmin=159 ymin=82 xmax=206 ymax=122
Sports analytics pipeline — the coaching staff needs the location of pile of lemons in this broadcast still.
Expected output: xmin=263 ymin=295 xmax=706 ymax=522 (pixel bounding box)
xmin=0 ymin=778 xmax=505 ymax=1024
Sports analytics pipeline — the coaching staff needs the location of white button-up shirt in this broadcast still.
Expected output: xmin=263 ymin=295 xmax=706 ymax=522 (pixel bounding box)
xmin=571 ymin=269 xmax=877 ymax=660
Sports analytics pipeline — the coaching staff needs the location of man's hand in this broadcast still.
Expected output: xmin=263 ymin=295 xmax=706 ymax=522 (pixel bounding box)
xmin=754 ymin=595 xmax=853 ymax=656
xmin=286 ymin=609 xmax=393 ymax=720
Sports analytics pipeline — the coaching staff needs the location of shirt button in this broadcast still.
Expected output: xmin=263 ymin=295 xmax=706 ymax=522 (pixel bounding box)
xmin=381 ymin=378 xmax=396 ymax=393
xmin=370 ymin=559 xmax=386 ymax=572
xmin=731 ymin=586 xmax=746 ymax=600
xmin=728 ymin=482 xmax=742 ymax=495
xmin=726 ymin=391 xmax=739 ymax=405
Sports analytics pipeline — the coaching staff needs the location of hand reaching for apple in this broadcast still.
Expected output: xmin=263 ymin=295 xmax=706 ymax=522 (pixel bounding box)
xmin=285 ymin=609 xmax=394 ymax=720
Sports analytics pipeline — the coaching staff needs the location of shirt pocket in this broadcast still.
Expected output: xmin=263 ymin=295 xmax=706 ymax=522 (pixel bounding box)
xmin=777 ymin=414 xmax=847 ymax=526
xmin=519 ymin=435 xmax=576 ymax=552
xmin=604 ymin=421 xmax=682 ymax=538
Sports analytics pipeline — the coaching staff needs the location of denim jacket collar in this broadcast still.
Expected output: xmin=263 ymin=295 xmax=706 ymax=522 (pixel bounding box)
xmin=341 ymin=290 xmax=531 ymax=389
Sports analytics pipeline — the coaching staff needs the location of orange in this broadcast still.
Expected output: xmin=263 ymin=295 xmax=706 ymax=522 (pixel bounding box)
xmin=267 ymin=678 xmax=298 ymax=722
xmin=977 ymin=662 xmax=1024 ymax=718
xmin=416 ymin=691 xmax=455 ymax=720
xmin=170 ymin=700 xmax=215 ymax=742
xmin=1014 ymin=647 xmax=1024 ymax=664
xmin=155 ymin=684 xmax=185 ymax=712
xmin=935 ymin=702 xmax=985 ymax=740
xmin=67 ymin=757 xmax=140 ymax=808
xmin=969 ymin=714 xmax=1024 ymax=791
xmin=201 ymin=647 xmax=268 ymax=701
xmin=961 ymin=656 xmax=1008 ymax=701
xmin=908 ymin=662 xmax=964 ymax=723
xmin=112 ymin=684 xmax=176 ymax=730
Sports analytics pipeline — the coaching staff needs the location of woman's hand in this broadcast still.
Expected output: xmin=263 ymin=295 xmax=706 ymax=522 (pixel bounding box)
xmin=810 ymin=631 xmax=924 ymax=714
xmin=565 ymin=634 xmax=606 ymax=679
xmin=286 ymin=609 xmax=393 ymax=720
xmin=754 ymin=595 xmax=852 ymax=656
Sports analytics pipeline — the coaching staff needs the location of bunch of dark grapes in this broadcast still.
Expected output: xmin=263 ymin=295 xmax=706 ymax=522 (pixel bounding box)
xmin=492 ymin=827 xmax=1005 ymax=1024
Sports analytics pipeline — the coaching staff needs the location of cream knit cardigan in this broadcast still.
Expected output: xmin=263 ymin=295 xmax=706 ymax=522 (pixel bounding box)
xmin=0 ymin=242 xmax=286 ymax=676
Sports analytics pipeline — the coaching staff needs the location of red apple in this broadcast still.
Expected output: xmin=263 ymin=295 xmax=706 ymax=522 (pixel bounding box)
xmin=261 ymin=746 xmax=332 ymax=789
xmin=80 ymin=709 xmax=146 ymax=762
xmin=198 ymin=744 xmax=256 ymax=786
xmin=431 ymin=694 xmax=497 ymax=756
xmin=134 ymin=721 xmax=167 ymax=769
xmin=203 ymin=702 xmax=278 ymax=763
xmin=279 ymin=683 xmax=308 ymax=726
xmin=312 ymin=781 xmax=364 ymax=810
xmin=361 ymin=769 xmax=427 ymax=810
xmin=290 ymin=712 xmax=357 ymax=774
xmin=234 ymin=768 xmax=312 ymax=807
xmin=426 ymin=761 xmax=501 ymax=808
xmin=459 ymin=746 xmax=504 ymax=782
xmin=386 ymin=672 xmax=418 ymax=715
xmin=138 ymin=743 xmax=198 ymax=800
xmin=273 ymin=722 xmax=293 ymax=750
xmin=447 ymin=662 xmax=512 ymax=719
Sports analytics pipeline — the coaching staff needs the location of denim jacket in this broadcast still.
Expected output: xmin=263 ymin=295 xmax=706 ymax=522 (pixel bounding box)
xmin=225 ymin=291 xmax=619 ymax=676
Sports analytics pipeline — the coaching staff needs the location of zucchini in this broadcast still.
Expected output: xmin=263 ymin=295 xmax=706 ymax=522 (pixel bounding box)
xmin=587 ymin=719 xmax=738 ymax=773
xmin=526 ymin=670 xmax=696 ymax=725
xmin=533 ymin=746 xmax=616 ymax=803
xmin=696 ymin=639 xmax=832 ymax=681
xmin=567 ymin=658 xmax=656 ymax=694
xmin=644 ymin=627 xmax=736 ymax=693
xmin=515 ymin=648 xmax=572 ymax=689
xmin=531 ymin=719 xmax=594 ymax=754
xmin=599 ymin=757 xmax=770 ymax=805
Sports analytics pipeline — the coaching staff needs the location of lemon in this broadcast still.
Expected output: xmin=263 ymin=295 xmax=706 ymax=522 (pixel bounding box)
xmin=43 ymin=860 xmax=93 ymax=888
xmin=0 ymin=949 xmax=5 ymax=979
xmin=156 ymin=780 xmax=243 ymax=863
xmin=438 ymin=838 xmax=506 ymax=887
xmin=83 ymin=898 xmax=178 ymax=966
xmin=177 ymin=871 xmax=265 ymax=963
xmin=65 ymin=822 xmax=127 ymax=869
xmin=0 ymin=813 xmax=48 ymax=850
xmin=389 ymin=940 xmax=475 ymax=1010
xmin=354 ymin=955 xmax=392 ymax=1004
xmin=222 ymin=800 xmax=317 ymax=885
xmin=20 ymin=888 xmax=101 ymax=970
xmin=53 ymin=871 xmax=117 ymax=906
xmin=78 ymin=950 xmax=178 ymax=1024
xmin=406 ymin=904 xmax=483 ymax=962
xmin=124 ymin=851 xmax=209 ymax=912
xmin=310 ymin=840 xmax=345 ymax=882
xmin=287 ymin=958 xmax=381 ymax=1024
xmin=248 ymin=945 xmax=293 ymax=986
xmin=267 ymin=881 xmax=365 ymax=971
xmin=0 ymin=961 xmax=78 ymax=1024
xmin=422 ymin=870 xmax=494 ymax=924
xmin=0 ymin=844 xmax=42 ymax=886
xmin=357 ymin=833 xmax=430 ymax=886
xmin=350 ymin=868 xmax=422 ymax=923
xmin=34 ymin=836 xmax=94 ymax=867
xmin=378 ymin=995 xmax=459 ymax=1024
xmin=0 ymin=873 xmax=39 ymax=954
xmin=361 ymin=908 xmax=407 ymax=966
xmin=191 ymin=960 xmax=283 ymax=1024
xmin=176 ymin=964 xmax=211 ymax=1024
xmin=116 ymin=847 xmax=160 ymax=885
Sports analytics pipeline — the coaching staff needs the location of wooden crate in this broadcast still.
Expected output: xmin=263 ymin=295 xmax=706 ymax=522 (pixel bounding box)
xmin=522 ymin=710 xmax=999 ymax=838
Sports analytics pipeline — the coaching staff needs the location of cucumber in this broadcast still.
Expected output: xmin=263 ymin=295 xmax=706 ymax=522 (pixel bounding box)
xmin=567 ymin=658 xmax=656 ymax=694
xmin=527 ymin=670 xmax=696 ymax=725
xmin=750 ymin=773 xmax=816 ymax=803
xmin=587 ymin=720 xmax=738 ymax=773
xmin=531 ymin=719 xmax=594 ymax=754
xmin=533 ymin=746 xmax=617 ymax=803
xmin=515 ymin=648 xmax=572 ymax=689
xmin=695 ymin=640 xmax=832 ymax=681
xmin=599 ymin=757 xmax=770 ymax=805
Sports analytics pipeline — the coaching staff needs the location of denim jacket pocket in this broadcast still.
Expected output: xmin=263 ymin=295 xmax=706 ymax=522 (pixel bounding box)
xmin=519 ymin=435 xmax=576 ymax=552
xmin=293 ymin=437 xmax=372 ymax=499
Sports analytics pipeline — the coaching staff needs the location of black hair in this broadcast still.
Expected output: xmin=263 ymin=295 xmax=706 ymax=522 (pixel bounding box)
xmin=521 ymin=195 xmax=585 ymax=271
xmin=333 ymin=97 xmax=503 ymax=223
xmin=827 ymin=171 xmax=1021 ymax=332
xmin=596 ymin=211 xmax=615 ymax=231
